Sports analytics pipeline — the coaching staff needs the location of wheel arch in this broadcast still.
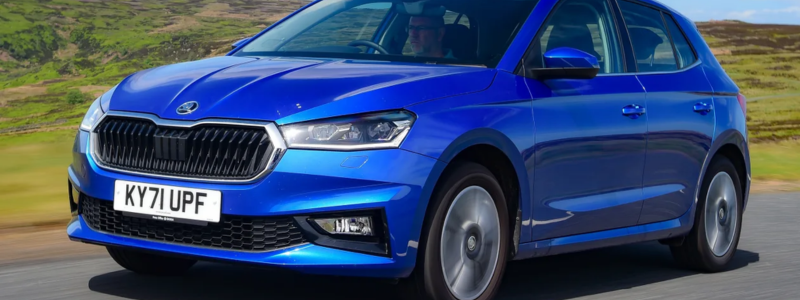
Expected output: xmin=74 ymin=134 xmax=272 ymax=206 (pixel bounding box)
xmin=689 ymin=129 xmax=751 ymax=226
xmin=412 ymin=128 xmax=531 ymax=262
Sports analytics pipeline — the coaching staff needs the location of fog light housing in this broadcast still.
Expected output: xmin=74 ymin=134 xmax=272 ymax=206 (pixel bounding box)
xmin=296 ymin=210 xmax=389 ymax=257
xmin=313 ymin=216 xmax=374 ymax=236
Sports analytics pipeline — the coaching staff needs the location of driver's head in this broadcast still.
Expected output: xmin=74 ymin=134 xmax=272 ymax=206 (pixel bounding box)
xmin=408 ymin=16 xmax=446 ymax=57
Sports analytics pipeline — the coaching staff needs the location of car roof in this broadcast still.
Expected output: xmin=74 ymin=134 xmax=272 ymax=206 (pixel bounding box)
xmin=622 ymin=0 xmax=691 ymax=22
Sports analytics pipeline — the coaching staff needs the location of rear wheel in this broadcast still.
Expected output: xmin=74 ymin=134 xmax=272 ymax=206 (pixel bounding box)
xmin=405 ymin=162 xmax=510 ymax=300
xmin=671 ymin=156 xmax=743 ymax=272
xmin=107 ymin=247 xmax=196 ymax=276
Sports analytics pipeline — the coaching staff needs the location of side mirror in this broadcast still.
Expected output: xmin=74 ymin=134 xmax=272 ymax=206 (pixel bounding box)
xmin=527 ymin=47 xmax=600 ymax=80
xmin=231 ymin=37 xmax=252 ymax=50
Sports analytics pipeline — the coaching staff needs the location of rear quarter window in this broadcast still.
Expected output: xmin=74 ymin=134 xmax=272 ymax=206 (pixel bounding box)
xmin=618 ymin=1 xmax=677 ymax=72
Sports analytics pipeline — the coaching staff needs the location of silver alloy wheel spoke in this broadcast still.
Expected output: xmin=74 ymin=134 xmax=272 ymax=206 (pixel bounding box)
xmin=441 ymin=186 xmax=500 ymax=300
xmin=704 ymin=172 xmax=738 ymax=257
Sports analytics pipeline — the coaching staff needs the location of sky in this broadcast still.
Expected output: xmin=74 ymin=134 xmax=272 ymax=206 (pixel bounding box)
xmin=661 ymin=0 xmax=800 ymax=24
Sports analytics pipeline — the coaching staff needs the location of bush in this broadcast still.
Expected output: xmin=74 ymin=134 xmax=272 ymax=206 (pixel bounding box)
xmin=65 ymin=89 xmax=90 ymax=105
xmin=0 ymin=25 xmax=64 ymax=63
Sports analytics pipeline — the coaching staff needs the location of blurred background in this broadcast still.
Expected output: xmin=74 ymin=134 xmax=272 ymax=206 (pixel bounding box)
xmin=0 ymin=0 xmax=798 ymax=261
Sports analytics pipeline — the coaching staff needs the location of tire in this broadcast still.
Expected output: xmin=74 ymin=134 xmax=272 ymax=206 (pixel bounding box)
xmin=107 ymin=246 xmax=197 ymax=276
xmin=670 ymin=156 xmax=744 ymax=273
xmin=404 ymin=162 xmax=510 ymax=300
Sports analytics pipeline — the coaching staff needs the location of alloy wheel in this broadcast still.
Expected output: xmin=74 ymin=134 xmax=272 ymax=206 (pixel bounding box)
xmin=440 ymin=186 xmax=501 ymax=300
xmin=704 ymin=172 xmax=738 ymax=257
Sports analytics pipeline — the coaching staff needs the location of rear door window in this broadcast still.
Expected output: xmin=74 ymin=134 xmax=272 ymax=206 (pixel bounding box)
xmin=618 ymin=1 xmax=677 ymax=72
xmin=664 ymin=14 xmax=697 ymax=68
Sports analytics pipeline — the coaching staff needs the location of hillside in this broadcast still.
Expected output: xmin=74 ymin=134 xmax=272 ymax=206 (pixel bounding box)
xmin=0 ymin=0 xmax=310 ymax=135
xmin=696 ymin=21 xmax=800 ymax=143
xmin=0 ymin=1 xmax=799 ymax=229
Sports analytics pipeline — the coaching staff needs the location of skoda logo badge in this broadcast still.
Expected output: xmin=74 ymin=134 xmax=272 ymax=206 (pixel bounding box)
xmin=176 ymin=101 xmax=199 ymax=115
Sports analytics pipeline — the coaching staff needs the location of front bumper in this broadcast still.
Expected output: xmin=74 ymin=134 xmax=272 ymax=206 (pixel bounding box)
xmin=67 ymin=130 xmax=440 ymax=278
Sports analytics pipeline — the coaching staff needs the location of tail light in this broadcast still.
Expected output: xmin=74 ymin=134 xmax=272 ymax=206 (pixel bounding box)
xmin=737 ymin=93 xmax=747 ymax=117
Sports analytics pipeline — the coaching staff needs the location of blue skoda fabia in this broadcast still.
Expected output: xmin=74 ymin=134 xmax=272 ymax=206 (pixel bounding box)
xmin=67 ymin=0 xmax=750 ymax=299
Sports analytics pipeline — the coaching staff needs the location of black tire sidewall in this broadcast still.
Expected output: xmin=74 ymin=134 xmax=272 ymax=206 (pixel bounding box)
xmin=692 ymin=156 xmax=744 ymax=271
xmin=419 ymin=162 xmax=509 ymax=300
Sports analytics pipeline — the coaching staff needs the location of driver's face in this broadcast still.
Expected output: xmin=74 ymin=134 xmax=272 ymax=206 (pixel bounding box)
xmin=408 ymin=16 xmax=444 ymax=56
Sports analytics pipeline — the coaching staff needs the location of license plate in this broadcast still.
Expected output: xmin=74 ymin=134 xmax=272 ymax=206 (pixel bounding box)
xmin=113 ymin=180 xmax=221 ymax=225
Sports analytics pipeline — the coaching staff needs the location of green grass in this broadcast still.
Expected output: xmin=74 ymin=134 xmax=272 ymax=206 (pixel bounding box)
xmin=0 ymin=5 xmax=36 ymax=35
xmin=718 ymin=54 xmax=800 ymax=99
xmin=0 ymin=130 xmax=76 ymax=228
xmin=747 ymin=95 xmax=800 ymax=142
xmin=751 ymin=141 xmax=800 ymax=181
xmin=0 ymin=0 xmax=276 ymax=90
xmin=1 ymin=63 xmax=62 ymax=89
xmin=0 ymin=93 xmax=91 ymax=132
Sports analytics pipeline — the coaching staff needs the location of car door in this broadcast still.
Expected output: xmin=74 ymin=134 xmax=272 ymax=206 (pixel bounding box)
xmin=520 ymin=0 xmax=649 ymax=241
xmin=616 ymin=1 xmax=716 ymax=224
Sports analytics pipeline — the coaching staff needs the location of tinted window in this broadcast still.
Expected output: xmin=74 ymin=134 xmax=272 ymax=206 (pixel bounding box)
xmin=444 ymin=11 xmax=470 ymax=28
xmin=528 ymin=0 xmax=623 ymax=74
xmin=664 ymin=14 xmax=697 ymax=68
xmin=619 ymin=1 xmax=677 ymax=72
xmin=237 ymin=0 xmax=539 ymax=67
xmin=279 ymin=3 xmax=392 ymax=51
xmin=402 ymin=10 xmax=472 ymax=55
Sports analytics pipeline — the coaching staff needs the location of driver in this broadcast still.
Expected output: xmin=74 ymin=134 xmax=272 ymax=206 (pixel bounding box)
xmin=408 ymin=15 xmax=455 ymax=58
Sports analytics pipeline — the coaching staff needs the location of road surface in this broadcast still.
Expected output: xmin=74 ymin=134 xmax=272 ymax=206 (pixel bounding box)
xmin=1 ymin=193 xmax=798 ymax=300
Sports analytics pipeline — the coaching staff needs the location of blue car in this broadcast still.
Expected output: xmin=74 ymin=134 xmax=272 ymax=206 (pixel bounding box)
xmin=67 ymin=0 xmax=750 ymax=299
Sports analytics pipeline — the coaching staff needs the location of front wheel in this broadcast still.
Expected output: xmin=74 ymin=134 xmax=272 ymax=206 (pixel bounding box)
xmin=671 ymin=156 xmax=744 ymax=272
xmin=407 ymin=162 xmax=510 ymax=300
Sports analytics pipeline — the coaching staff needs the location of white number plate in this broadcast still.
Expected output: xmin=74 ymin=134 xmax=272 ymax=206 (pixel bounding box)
xmin=113 ymin=180 xmax=221 ymax=224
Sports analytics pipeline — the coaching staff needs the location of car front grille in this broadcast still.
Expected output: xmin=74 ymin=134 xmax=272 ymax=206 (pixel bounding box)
xmin=92 ymin=116 xmax=274 ymax=181
xmin=80 ymin=195 xmax=307 ymax=252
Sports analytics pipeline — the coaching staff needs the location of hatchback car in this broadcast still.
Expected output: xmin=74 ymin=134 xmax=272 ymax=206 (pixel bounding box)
xmin=67 ymin=0 xmax=750 ymax=299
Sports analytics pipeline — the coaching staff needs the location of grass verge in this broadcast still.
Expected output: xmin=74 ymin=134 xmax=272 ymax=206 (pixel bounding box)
xmin=747 ymin=95 xmax=800 ymax=143
xmin=0 ymin=129 xmax=75 ymax=229
xmin=751 ymin=140 xmax=800 ymax=181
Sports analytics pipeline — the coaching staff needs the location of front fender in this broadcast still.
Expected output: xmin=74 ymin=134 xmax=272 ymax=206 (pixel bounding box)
xmin=403 ymin=128 xmax=534 ymax=260
xmin=401 ymin=74 xmax=536 ymax=254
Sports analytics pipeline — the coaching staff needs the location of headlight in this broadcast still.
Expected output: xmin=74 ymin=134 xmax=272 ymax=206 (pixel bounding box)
xmin=79 ymin=97 xmax=104 ymax=131
xmin=279 ymin=111 xmax=415 ymax=150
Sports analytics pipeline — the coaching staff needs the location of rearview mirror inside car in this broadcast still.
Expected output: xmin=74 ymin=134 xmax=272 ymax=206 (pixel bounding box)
xmin=527 ymin=47 xmax=600 ymax=81
xmin=396 ymin=0 xmax=446 ymax=16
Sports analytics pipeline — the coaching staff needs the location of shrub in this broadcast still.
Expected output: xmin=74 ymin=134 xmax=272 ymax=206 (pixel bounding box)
xmin=66 ymin=89 xmax=90 ymax=105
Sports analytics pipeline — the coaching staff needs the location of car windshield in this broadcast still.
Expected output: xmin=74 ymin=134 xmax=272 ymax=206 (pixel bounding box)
xmin=233 ymin=0 xmax=539 ymax=67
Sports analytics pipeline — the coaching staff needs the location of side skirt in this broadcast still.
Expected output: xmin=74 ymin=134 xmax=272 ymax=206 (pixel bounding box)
xmin=513 ymin=213 xmax=693 ymax=261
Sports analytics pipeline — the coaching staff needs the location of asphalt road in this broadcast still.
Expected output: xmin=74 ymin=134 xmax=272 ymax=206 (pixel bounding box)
xmin=1 ymin=193 xmax=798 ymax=300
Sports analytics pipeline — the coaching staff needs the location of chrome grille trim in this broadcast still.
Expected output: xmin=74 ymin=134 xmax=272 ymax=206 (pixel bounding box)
xmin=88 ymin=111 xmax=286 ymax=184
